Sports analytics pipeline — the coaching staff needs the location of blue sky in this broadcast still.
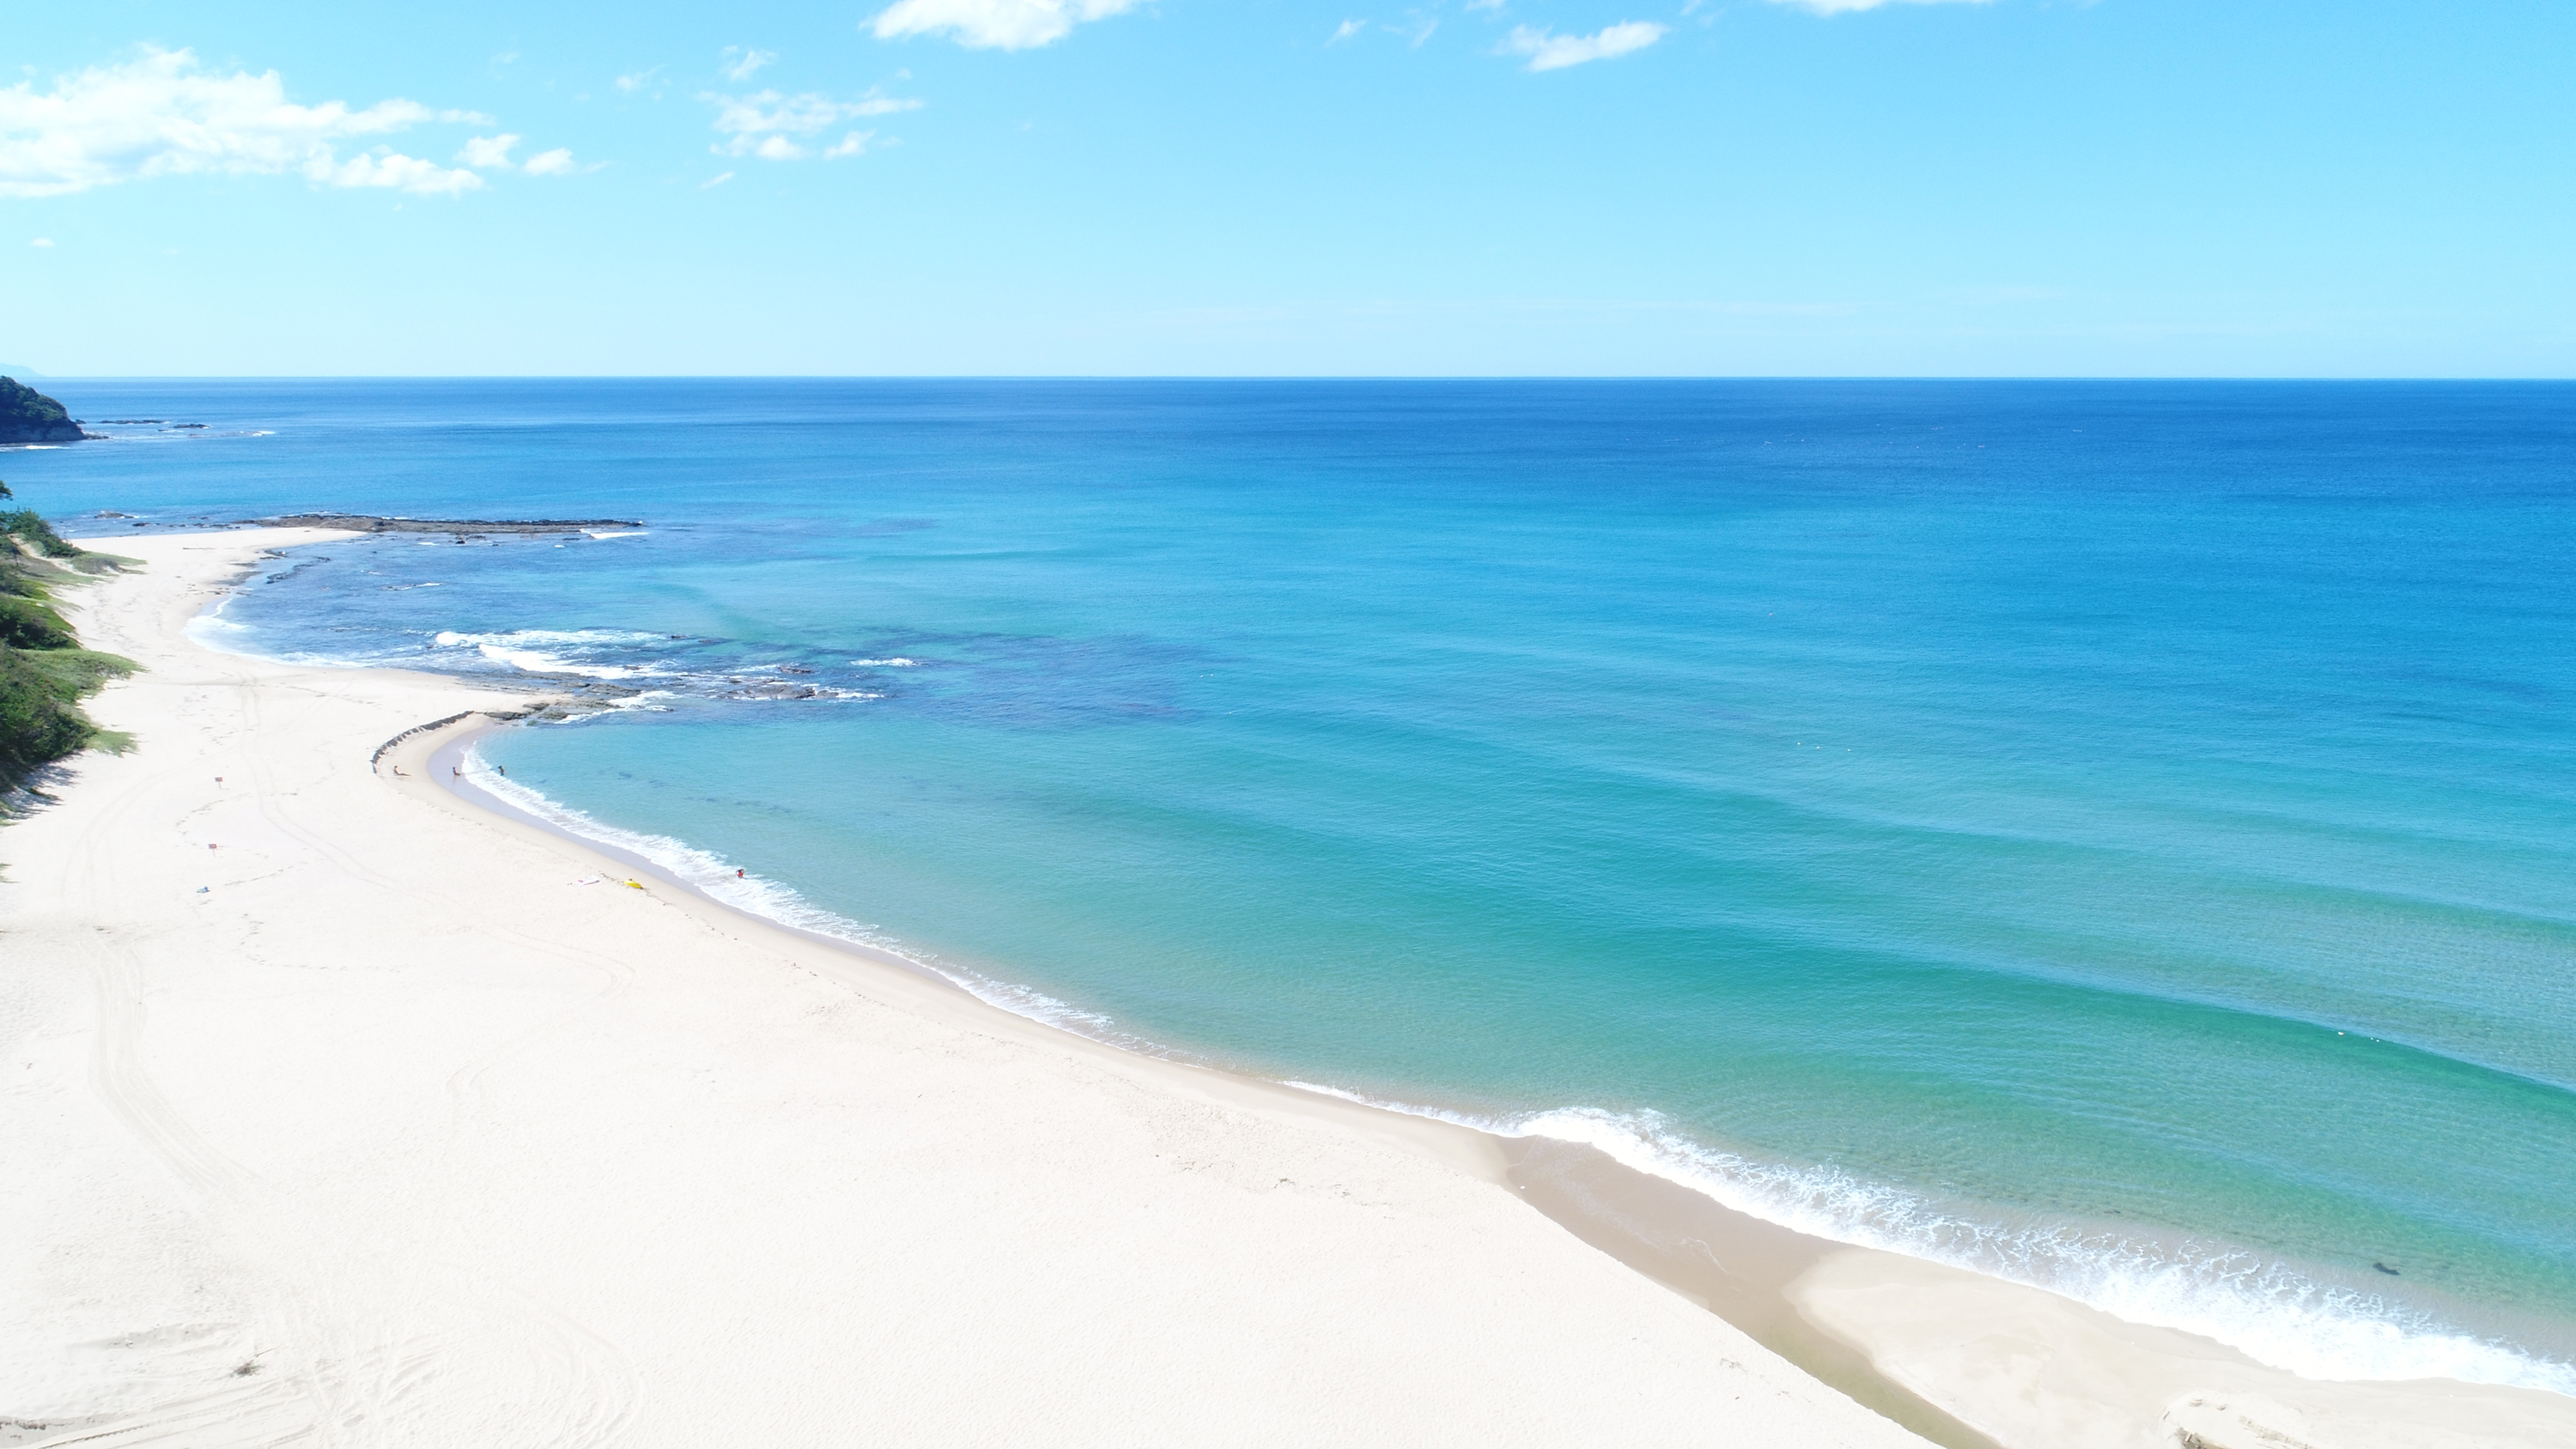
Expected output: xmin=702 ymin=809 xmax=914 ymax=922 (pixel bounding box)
xmin=5 ymin=1 xmax=2571 ymax=376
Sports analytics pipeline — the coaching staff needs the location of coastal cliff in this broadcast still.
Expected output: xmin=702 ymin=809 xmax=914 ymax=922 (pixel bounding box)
xmin=0 ymin=378 xmax=92 ymax=445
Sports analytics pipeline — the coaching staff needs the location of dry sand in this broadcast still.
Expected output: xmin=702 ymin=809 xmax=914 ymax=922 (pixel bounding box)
xmin=5 ymin=529 xmax=2572 ymax=1449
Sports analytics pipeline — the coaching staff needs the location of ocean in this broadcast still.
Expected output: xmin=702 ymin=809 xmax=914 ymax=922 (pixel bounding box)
xmin=14 ymin=378 xmax=2576 ymax=1392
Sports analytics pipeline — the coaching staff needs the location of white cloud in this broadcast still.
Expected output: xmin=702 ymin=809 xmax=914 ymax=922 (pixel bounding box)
xmin=1329 ymin=19 xmax=1366 ymax=44
xmin=616 ymin=66 xmax=665 ymax=94
xmin=29 ymin=237 xmax=52 ymax=247
xmin=719 ymin=46 xmax=778 ymax=82
xmin=0 ymin=46 xmax=483 ymax=197
xmin=455 ymin=135 xmax=581 ymax=176
xmin=1773 ymin=0 xmax=1991 ymax=10
xmin=706 ymin=88 xmax=921 ymax=160
xmin=823 ymin=132 xmax=872 ymax=159
xmin=701 ymin=170 xmax=734 ymax=189
xmin=458 ymin=133 xmax=519 ymax=168
xmin=308 ymin=149 xmax=484 ymax=196
xmin=870 ymin=0 xmax=1140 ymax=51
xmin=1499 ymin=21 xmax=1666 ymax=71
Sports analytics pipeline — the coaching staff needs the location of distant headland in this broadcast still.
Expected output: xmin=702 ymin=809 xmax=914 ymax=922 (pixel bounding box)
xmin=0 ymin=377 xmax=92 ymax=445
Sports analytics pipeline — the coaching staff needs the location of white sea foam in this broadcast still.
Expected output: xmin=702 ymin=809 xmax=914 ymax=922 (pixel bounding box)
xmin=460 ymin=751 xmax=1126 ymax=1043
xmin=603 ymin=689 xmax=681 ymax=712
xmin=185 ymin=593 xmax=251 ymax=639
xmin=1277 ymin=1086 xmax=2576 ymax=1397
xmin=430 ymin=628 xmax=669 ymax=679
xmin=432 ymin=628 xmax=668 ymax=647
xmin=453 ymin=747 xmax=2573 ymax=1397
xmin=584 ymin=530 xmax=647 ymax=540
xmin=849 ymin=658 xmax=920 ymax=667
xmin=188 ymin=595 xmax=383 ymax=670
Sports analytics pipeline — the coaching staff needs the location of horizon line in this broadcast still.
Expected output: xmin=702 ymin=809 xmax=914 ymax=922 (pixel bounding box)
xmin=13 ymin=373 xmax=2576 ymax=385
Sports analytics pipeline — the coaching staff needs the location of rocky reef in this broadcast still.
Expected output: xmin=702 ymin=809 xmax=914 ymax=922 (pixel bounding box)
xmin=260 ymin=513 xmax=646 ymax=537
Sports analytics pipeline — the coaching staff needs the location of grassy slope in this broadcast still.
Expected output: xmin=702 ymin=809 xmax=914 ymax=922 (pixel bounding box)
xmin=1 ymin=512 xmax=137 ymax=791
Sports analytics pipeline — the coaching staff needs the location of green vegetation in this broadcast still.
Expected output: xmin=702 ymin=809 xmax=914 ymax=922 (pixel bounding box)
xmin=1 ymin=506 xmax=80 ymax=558
xmin=0 ymin=377 xmax=86 ymax=445
xmin=1 ymin=481 xmax=137 ymax=791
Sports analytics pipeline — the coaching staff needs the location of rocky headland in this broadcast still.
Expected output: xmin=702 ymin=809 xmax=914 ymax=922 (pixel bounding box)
xmin=0 ymin=377 xmax=93 ymax=445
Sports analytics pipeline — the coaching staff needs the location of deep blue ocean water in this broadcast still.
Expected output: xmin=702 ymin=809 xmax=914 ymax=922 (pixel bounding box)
xmin=11 ymin=379 xmax=2575 ymax=1390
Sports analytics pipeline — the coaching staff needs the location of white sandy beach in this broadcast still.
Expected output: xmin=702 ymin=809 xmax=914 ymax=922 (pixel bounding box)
xmin=5 ymin=530 xmax=2573 ymax=1449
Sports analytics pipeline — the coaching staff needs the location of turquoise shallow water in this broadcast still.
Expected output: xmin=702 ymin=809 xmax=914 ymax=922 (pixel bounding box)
xmin=15 ymin=379 xmax=2576 ymax=1389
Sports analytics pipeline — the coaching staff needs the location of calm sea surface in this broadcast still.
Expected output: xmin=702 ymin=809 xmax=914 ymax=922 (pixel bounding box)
xmin=14 ymin=379 xmax=2575 ymax=1390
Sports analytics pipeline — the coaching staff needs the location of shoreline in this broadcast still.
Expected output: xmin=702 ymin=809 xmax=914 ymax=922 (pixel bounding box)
xmin=6 ymin=527 xmax=2573 ymax=1449
xmin=398 ymin=652 xmax=2576 ymax=1449
xmin=1 ymin=526 xmax=1948 ymax=1447
xmin=423 ymin=712 xmax=2000 ymax=1449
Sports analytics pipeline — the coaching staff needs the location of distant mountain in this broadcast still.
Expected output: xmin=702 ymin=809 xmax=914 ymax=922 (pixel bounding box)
xmin=0 ymin=366 xmax=40 ymax=380
xmin=0 ymin=377 xmax=90 ymax=444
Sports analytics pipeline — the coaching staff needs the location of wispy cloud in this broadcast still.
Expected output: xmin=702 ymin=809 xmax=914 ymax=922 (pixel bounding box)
xmin=719 ymin=46 xmax=777 ymax=82
xmin=616 ymin=65 xmax=665 ymax=94
xmin=29 ymin=237 xmax=52 ymax=247
xmin=870 ymin=0 xmax=1141 ymax=51
xmin=456 ymin=133 xmax=584 ymax=176
xmin=1329 ymin=12 xmax=1446 ymax=51
xmin=0 ymin=46 xmax=485 ymax=197
xmin=701 ymin=170 xmax=734 ymax=189
xmin=1498 ymin=21 xmax=1667 ymax=72
xmin=705 ymin=88 xmax=921 ymax=161
xmin=1771 ymin=0 xmax=1992 ymax=11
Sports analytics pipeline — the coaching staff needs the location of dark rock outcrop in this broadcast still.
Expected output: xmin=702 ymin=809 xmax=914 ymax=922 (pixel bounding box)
xmin=259 ymin=513 xmax=646 ymax=535
xmin=0 ymin=377 xmax=90 ymax=445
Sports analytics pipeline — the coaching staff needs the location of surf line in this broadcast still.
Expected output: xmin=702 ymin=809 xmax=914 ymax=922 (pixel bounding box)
xmin=381 ymin=706 xmax=2000 ymax=1449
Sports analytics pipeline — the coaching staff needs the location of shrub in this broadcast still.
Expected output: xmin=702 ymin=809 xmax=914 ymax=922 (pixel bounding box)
xmin=0 ymin=508 xmax=78 ymax=559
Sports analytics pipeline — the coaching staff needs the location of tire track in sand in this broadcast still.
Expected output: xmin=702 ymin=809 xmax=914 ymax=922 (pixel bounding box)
xmin=234 ymin=709 xmax=645 ymax=1449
